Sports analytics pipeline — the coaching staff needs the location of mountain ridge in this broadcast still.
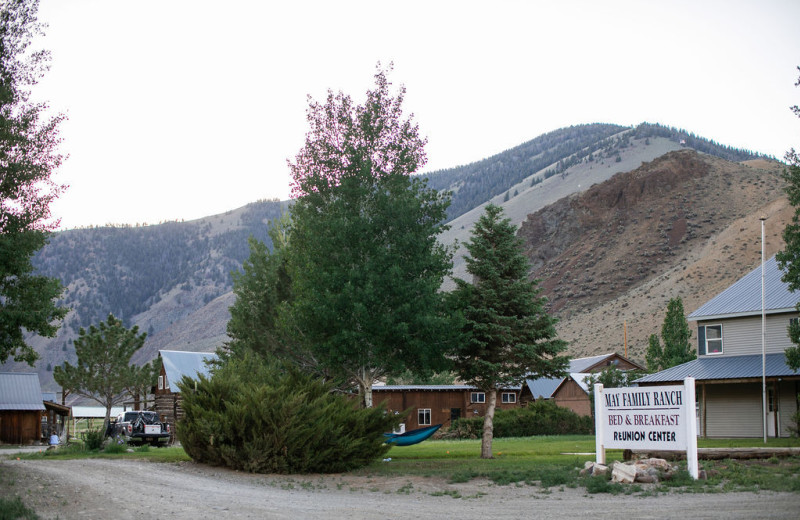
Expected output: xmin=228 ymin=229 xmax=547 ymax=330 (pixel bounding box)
xmin=10 ymin=122 xmax=783 ymax=390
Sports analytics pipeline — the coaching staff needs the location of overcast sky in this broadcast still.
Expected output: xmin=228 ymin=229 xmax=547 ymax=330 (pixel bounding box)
xmin=32 ymin=0 xmax=800 ymax=229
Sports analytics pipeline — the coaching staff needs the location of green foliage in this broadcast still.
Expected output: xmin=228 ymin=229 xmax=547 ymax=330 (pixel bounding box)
xmin=647 ymin=298 xmax=695 ymax=372
xmin=773 ymin=66 xmax=800 ymax=371
xmin=448 ymin=203 xmax=568 ymax=457
xmin=0 ymin=496 xmax=39 ymax=520
xmin=103 ymin=439 xmax=129 ymax=454
xmin=448 ymin=401 xmax=592 ymax=439
xmin=222 ymin=213 xmax=299 ymax=363
xmin=287 ymin=65 xmax=454 ymax=406
xmin=177 ymin=355 xmax=399 ymax=474
xmin=0 ymin=0 xmax=67 ymax=365
xmin=82 ymin=429 xmax=105 ymax=451
xmin=53 ymin=314 xmax=157 ymax=423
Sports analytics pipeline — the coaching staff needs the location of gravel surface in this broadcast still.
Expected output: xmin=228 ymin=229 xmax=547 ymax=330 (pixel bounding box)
xmin=1 ymin=457 xmax=799 ymax=519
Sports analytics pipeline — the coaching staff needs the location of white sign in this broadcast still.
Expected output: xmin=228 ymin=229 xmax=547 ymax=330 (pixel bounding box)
xmin=602 ymin=385 xmax=687 ymax=449
xmin=594 ymin=377 xmax=698 ymax=479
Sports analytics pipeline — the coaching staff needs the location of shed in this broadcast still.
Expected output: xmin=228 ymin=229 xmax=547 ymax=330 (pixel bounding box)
xmin=0 ymin=373 xmax=45 ymax=444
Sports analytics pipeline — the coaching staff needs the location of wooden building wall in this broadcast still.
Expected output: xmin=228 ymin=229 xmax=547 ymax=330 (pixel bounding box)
xmin=0 ymin=410 xmax=42 ymax=445
xmin=553 ymin=379 xmax=592 ymax=417
xmin=373 ymin=389 xmax=520 ymax=430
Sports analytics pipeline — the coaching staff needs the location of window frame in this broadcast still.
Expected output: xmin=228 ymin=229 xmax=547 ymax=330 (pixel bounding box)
xmin=418 ymin=408 xmax=431 ymax=426
xmin=470 ymin=391 xmax=486 ymax=404
xmin=703 ymin=324 xmax=723 ymax=355
xmin=501 ymin=392 xmax=517 ymax=404
xmin=158 ymin=375 xmax=164 ymax=390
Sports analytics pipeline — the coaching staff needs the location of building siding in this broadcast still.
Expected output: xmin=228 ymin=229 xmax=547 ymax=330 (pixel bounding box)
xmin=705 ymin=383 xmax=766 ymax=437
xmin=777 ymin=381 xmax=799 ymax=436
xmin=698 ymin=314 xmax=798 ymax=358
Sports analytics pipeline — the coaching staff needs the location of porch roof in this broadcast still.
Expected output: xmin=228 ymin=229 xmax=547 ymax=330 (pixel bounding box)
xmin=634 ymin=353 xmax=800 ymax=384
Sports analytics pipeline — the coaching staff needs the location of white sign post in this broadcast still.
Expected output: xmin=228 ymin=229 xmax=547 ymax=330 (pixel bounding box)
xmin=595 ymin=377 xmax=698 ymax=479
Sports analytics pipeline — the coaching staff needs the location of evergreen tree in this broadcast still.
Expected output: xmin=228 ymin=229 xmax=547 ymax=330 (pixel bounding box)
xmin=0 ymin=0 xmax=67 ymax=365
xmin=53 ymin=314 xmax=158 ymax=426
xmin=776 ymin=66 xmax=800 ymax=371
xmin=647 ymin=297 xmax=695 ymax=372
xmin=449 ymin=204 xmax=568 ymax=458
xmin=222 ymin=213 xmax=296 ymax=362
xmin=287 ymin=66 xmax=453 ymax=408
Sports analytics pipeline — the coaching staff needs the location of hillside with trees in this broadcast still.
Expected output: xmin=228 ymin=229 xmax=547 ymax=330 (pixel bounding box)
xmin=11 ymin=123 xmax=783 ymax=390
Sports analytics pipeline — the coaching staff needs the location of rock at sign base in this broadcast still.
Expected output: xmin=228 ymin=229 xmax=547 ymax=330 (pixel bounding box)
xmin=612 ymin=462 xmax=637 ymax=484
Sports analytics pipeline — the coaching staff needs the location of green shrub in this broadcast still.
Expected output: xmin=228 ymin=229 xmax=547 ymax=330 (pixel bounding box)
xmin=448 ymin=400 xmax=592 ymax=439
xmin=177 ymin=355 xmax=400 ymax=474
xmin=103 ymin=439 xmax=128 ymax=454
xmin=0 ymin=497 xmax=39 ymax=520
xmin=82 ymin=429 xmax=105 ymax=451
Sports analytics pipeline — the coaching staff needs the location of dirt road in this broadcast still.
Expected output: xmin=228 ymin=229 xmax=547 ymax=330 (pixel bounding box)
xmin=1 ymin=457 xmax=798 ymax=519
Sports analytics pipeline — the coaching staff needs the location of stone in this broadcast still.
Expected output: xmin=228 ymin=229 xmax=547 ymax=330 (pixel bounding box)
xmin=612 ymin=462 xmax=637 ymax=484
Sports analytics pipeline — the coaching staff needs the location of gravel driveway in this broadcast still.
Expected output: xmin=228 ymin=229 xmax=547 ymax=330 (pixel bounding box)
xmin=1 ymin=457 xmax=798 ymax=519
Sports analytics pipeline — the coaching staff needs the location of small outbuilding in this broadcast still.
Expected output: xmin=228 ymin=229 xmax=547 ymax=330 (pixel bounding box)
xmin=0 ymin=372 xmax=46 ymax=444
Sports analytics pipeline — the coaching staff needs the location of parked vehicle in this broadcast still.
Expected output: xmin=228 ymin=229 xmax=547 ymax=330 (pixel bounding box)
xmin=107 ymin=411 xmax=170 ymax=446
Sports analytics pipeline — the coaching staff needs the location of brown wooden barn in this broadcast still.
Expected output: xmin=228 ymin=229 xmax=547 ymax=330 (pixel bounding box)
xmin=521 ymin=353 xmax=645 ymax=416
xmin=0 ymin=372 xmax=46 ymax=445
xmin=372 ymin=385 xmax=521 ymax=431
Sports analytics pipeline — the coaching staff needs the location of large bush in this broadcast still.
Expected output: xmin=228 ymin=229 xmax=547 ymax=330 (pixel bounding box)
xmin=177 ymin=355 xmax=399 ymax=473
xmin=448 ymin=400 xmax=593 ymax=439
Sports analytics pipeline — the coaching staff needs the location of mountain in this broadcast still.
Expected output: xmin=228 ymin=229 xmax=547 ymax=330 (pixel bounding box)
xmin=9 ymin=122 xmax=784 ymax=389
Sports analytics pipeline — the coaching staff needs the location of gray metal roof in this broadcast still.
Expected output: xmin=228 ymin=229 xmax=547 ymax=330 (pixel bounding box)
xmin=0 ymin=372 xmax=45 ymax=411
xmin=634 ymin=353 xmax=800 ymax=384
xmin=569 ymin=354 xmax=614 ymax=372
xmin=159 ymin=350 xmax=217 ymax=389
xmin=525 ymin=377 xmax=562 ymax=399
xmin=689 ymin=256 xmax=800 ymax=320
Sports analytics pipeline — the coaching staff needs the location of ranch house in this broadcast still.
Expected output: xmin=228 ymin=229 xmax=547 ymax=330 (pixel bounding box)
xmin=0 ymin=372 xmax=46 ymax=444
xmin=636 ymin=256 xmax=800 ymax=437
xmin=154 ymin=350 xmax=218 ymax=432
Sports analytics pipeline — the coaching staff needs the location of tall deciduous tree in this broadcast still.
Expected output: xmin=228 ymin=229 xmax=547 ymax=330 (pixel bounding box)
xmin=287 ymin=66 xmax=453 ymax=407
xmin=646 ymin=297 xmax=695 ymax=372
xmin=0 ymin=0 xmax=67 ymax=365
xmin=776 ymin=66 xmax=800 ymax=371
xmin=53 ymin=314 xmax=158 ymax=426
xmin=449 ymin=204 xmax=568 ymax=459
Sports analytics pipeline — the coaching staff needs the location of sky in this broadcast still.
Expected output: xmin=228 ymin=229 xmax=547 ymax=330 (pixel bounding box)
xmin=29 ymin=0 xmax=800 ymax=229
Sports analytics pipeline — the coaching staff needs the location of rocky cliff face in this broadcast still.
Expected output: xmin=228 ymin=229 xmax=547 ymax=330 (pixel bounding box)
xmin=519 ymin=151 xmax=788 ymax=360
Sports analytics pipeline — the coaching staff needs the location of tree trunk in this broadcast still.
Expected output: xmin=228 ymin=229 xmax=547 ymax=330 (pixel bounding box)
xmin=358 ymin=368 xmax=373 ymax=408
xmin=480 ymin=388 xmax=497 ymax=459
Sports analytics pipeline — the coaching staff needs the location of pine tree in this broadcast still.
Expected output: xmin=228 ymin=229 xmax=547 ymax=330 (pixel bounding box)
xmin=647 ymin=298 xmax=695 ymax=372
xmin=53 ymin=314 xmax=158 ymax=427
xmin=449 ymin=204 xmax=568 ymax=458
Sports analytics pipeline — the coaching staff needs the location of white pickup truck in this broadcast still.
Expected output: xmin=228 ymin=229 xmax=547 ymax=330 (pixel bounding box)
xmin=108 ymin=411 xmax=170 ymax=446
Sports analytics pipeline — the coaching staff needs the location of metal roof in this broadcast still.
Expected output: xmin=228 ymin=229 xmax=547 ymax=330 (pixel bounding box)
xmin=0 ymin=372 xmax=45 ymax=411
xmin=634 ymin=353 xmax=800 ymax=384
xmin=71 ymin=406 xmax=125 ymax=418
xmin=689 ymin=256 xmax=800 ymax=320
xmin=373 ymin=384 xmax=522 ymax=391
xmin=569 ymin=354 xmax=615 ymax=372
xmin=525 ymin=377 xmax=562 ymax=399
xmin=159 ymin=350 xmax=217 ymax=389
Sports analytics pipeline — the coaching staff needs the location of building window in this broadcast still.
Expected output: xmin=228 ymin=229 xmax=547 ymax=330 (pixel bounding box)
xmin=704 ymin=324 xmax=723 ymax=355
xmin=501 ymin=392 xmax=517 ymax=404
xmin=158 ymin=375 xmax=164 ymax=390
xmin=418 ymin=408 xmax=431 ymax=426
xmin=470 ymin=392 xmax=486 ymax=403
